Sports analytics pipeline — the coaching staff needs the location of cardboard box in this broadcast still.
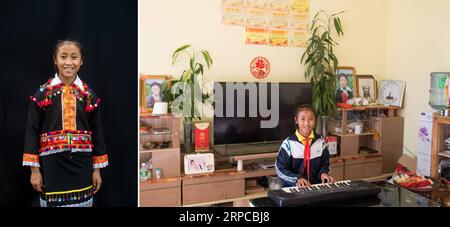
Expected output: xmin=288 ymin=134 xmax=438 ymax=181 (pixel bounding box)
xmin=397 ymin=153 xmax=417 ymax=173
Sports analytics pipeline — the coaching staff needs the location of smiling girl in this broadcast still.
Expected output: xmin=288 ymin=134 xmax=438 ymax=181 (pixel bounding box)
xmin=23 ymin=39 xmax=108 ymax=207
xmin=275 ymin=104 xmax=334 ymax=188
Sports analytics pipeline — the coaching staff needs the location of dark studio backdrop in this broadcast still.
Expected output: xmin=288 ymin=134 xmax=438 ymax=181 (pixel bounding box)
xmin=0 ymin=0 xmax=137 ymax=206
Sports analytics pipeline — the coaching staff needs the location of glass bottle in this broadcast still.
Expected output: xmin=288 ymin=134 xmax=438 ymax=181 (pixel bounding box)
xmin=155 ymin=168 xmax=162 ymax=179
xmin=140 ymin=163 xmax=149 ymax=182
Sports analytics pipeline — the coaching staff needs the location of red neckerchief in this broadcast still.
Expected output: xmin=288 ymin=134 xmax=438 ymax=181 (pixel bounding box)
xmin=303 ymin=138 xmax=311 ymax=180
xmin=296 ymin=131 xmax=313 ymax=181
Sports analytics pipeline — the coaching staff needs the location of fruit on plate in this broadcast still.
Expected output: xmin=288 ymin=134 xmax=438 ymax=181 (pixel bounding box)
xmin=393 ymin=174 xmax=433 ymax=188
xmin=140 ymin=126 xmax=151 ymax=132
xmin=337 ymin=103 xmax=353 ymax=108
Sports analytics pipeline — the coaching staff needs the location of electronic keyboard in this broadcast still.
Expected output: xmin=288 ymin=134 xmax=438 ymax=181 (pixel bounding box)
xmin=268 ymin=180 xmax=381 ymax=207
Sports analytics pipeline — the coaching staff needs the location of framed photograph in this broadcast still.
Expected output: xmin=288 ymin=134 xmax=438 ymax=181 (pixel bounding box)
xmin=355 ymin=75 xmax=377 ymax=102
xmin=139 ymin=75 xmax=171 ymax=113
xmin=335 ymin=66 xmax=356 ymax=104
xmin=378 ymin=80 xmax=406 ymax=107
xmin=184 ymin=153 xmax=215 ymax=175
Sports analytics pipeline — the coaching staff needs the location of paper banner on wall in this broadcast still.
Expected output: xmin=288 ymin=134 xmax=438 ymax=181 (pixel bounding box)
xmin=268 ymin=0 xmax=289 ymax=46
xmin=221 ymin=0 xmax=309 ymax=48
xmin=269 ymin=0 xmax=290 ymax=12
xmin=290 ymin=0 xmax=309 ymax=13
xmin=288 ymin=0 xmax=309 ymax=48
xmin=247 ymin=0 xmax=268 ymax=10
xmin=289 ymin=29 xmax=308 ymax=47
xmin=268 ymin=6 xmax=289 ymax=29
xmin=246 ymin=27 xmax=268 ymax=45
xmin=246 ymin=6 xmax=267 ymax=27
xmin=245 ymin=0 xmax=268 ymax=45
xmin=221 ymin=0 xmax=245 ymax=26
xmin=268 ymin=29 xmax=288 ymax=46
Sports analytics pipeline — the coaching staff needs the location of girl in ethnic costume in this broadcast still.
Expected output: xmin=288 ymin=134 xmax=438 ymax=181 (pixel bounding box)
xmin=23 ymin=40 xmax=108 ymax=207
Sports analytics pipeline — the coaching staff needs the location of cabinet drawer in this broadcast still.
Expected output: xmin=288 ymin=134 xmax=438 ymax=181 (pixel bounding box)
xmin=345 ymin=156 xmax=382 ymax=165
xmin=140 ymin=187 xmax=181 ymax=207
xmin=182 ymin=179 xmax=245 ymax=205
xmin=344 ymin=161 xmax=382 ymax=180
xmin=330 ymin=166 xmax=344 ymax=181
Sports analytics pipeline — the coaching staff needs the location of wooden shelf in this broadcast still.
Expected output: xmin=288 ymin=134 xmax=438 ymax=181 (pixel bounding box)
xmin=243 ymin=168 xmax=275 ymax=178
xmin=339 ymin=153 xmax=382 ymax=160
xmin=182 ymin=172 xmax=395 ymax=207
xmin=437 ymin=151 xmax=450 ymax=158
xmin=340 ymin=119 xmax=378 ymax=122
xmin=140 ymin=113 xmax=177 ymax=118
xmin=139 ymin=113 xmax=181 ymax=194
xmin=338 ymin=105 xmax=400 ymax=111
xmin=139 ymin=148 xmax=179 ymax=154
xmin=431 ymin=112 xmax=450 ymax=179
xmin=140 ymin=131 xmax=172 ymax=136
xmin=433 ymin=114 xmax=450 ymax=125
xmin=141 ymin=176 xmax=180 ymax=184
xmin=182 ymin=190 xmax=269 ymax=207
xmin=182 ymin=169 xmax=245 ymax=180
xmin=330 ymin=157 xmax=344 ymax=164
xmin=331 ymin=132 xmax=375 ymax=137
xmin=232 ymin=152 xmax=278 ymax=161
xmin=140 ymin=176 xmax=181 ymax=190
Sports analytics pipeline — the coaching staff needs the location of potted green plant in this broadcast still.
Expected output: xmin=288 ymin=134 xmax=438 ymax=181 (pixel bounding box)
xmin=301 ymin=10 xmax=345 ymax=136
xmin=162 ymin=44 xmax=213 ymax=153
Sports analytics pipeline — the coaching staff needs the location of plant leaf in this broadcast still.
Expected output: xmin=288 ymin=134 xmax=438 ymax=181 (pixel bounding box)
xmin=182 ymin=69 xmax=192 ymax=82
xmin=201 ymin=50 xmax=213 ymax=69
xmin=190 ymin=57 xmax=195 ymax=71
xmin=194 ymin=64 xmax=204 ymax=76
xmin=172 ymin=44 xmax=191 ymax=65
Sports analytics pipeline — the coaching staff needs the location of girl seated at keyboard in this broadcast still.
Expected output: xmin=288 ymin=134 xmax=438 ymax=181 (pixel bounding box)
xmin=275 ymin=104 xmax=335 ymax=187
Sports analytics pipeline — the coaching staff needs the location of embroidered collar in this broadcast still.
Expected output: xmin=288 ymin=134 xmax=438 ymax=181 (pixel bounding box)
xmin=50 ymin=74 xmax=84 ymax=92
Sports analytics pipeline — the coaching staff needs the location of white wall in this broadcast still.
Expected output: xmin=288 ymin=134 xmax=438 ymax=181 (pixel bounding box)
xmin=139 ymin=0 xmax=391 ymax=144
xmin=386 ymin=0 xmax=450 ymax=156
xmin=140 ymin=0 xmax=450 ymax=159
xmin=140 ymin=0 xmax=388 ymax=83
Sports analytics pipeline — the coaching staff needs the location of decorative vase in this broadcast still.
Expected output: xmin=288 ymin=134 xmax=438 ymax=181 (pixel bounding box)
xmin=183 ymin=121 xmax=194 ymax=153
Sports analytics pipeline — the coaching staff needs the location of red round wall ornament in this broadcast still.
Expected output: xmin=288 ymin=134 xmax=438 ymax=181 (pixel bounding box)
xmin=249 ymin=56 xmax=270 ymax=79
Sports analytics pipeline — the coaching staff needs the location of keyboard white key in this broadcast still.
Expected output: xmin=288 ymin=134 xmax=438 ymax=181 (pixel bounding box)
xmin=281 ymin=180 xmax=353 ymax=193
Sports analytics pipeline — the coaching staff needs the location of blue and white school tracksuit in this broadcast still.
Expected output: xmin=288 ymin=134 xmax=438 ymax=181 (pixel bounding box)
xmin=275 ymin=132 xmax=331 ymax=187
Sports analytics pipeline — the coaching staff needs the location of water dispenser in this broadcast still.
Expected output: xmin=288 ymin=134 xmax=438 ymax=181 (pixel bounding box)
xmin=429 ymin=72 xmax=450 ymax=111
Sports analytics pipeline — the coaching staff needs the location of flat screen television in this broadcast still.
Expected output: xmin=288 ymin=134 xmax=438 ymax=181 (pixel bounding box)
xmin=213 ymin=82 xmax=312 ymax=145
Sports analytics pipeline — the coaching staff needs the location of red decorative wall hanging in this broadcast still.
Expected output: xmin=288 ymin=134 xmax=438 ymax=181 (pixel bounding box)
xmin=249 ymin=56 xmax=270 ymax=79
